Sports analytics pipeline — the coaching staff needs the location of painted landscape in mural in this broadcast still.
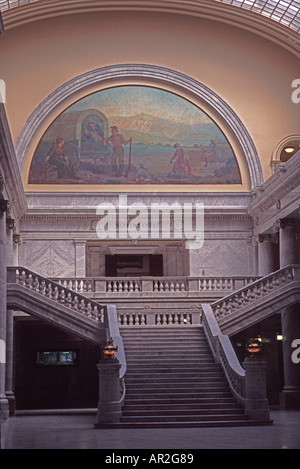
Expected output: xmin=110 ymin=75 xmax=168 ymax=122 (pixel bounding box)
xmin=28 ymin=86 xmax=241 ymax=185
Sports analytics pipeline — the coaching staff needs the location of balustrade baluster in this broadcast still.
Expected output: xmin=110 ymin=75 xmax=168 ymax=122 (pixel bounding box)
xmin=72 ymin=295 xmax=79 ymax=310
xmin=85 ymin=302 xmax=92 ymax=317
xmin=78 ymin=299 xmax=85 ymax=312
xmin=46 ymin=283 xmax=52 ymax=298
xmin=27 ymin=274 xmax=33 ymax=289
xmin=33 ymin=276 xmax=40 ymax=292
xmin=52 ymin=285 xmax=59 ymax=301
xmin=15 ymin=269 xmax=20 ymax=284
xmin=20 ymin=271 xmax=27 ymax=287
xmin=39 ymin=280 xmax=46 ymax=295
xmin=214 ymin=305 xmax=220 ymax=319
xmin=59 ymin=288 xmax=65 ymax=303
xmin=66 ymin=292 xmax=72 ymax=307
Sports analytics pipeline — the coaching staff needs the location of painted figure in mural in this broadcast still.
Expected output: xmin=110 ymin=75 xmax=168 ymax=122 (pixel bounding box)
xmin=44 ymin=137 xmax=77 ymax=179
xmin=82 ymin=121 xmax=104 ymax=143
xmin=103 ymin=125 xmax=132 ymax=175
xmin=170 ymin=143 xmax=191 ymax=178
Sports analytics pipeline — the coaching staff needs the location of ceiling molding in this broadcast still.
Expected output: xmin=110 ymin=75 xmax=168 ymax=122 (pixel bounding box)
xmin=1 ymin=1 xmax=300 ymax=57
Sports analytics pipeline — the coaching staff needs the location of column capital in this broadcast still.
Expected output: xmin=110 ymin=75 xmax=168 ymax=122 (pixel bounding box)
xmin=6 ymin=217 xmax=15 ymax=230
xmin=0 ymin=199 xmax=9 ymax=212
xmin=13 ymin=233 xmax=22 ymax=245
xmin=277 ymin=218 xmax=300 ymax=230
xmin=258 ymin=233 xmax=278 ymax=244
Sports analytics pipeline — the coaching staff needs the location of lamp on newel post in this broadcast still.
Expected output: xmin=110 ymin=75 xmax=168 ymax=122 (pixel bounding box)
xmin=101 ymin=338 xmax=118 ymax=360
xmin=95 ymin=338 xmax=122 ymax=427
xmin=243 ymin=337 xmax=271 ymax=423
xmin=246 ymin=337 xmax=262 ymax=358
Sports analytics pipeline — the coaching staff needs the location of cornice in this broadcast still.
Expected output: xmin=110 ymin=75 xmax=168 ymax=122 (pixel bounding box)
xmin=0 ymin=103 xmax=28 ymax=218
xmin=247 ymin=151 xmax=300 ymax=218
xmin=1 ymin=0 xmax=300 ymax=57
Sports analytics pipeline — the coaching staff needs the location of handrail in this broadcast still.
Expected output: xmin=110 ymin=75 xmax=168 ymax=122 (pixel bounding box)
xmin=104 ymin=303 xmax=127 ymax=406
xmin=211 ymin=265 xmax=300 ymax=325
xmin=7 ymin=266 xmax=107 ymax=323
xmin=201 ymin=303 xmax=246 ymax=404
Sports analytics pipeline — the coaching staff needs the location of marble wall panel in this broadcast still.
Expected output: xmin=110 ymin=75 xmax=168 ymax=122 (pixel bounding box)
xmin=19 ymin=240 xmax=76 ymax=278
xmin=189 ymin=238 xmax=256 ymax=277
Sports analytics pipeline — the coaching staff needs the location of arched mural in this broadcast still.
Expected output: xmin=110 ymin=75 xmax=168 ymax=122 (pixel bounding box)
xmin=28 ymin=85 xmax=241 ymax=185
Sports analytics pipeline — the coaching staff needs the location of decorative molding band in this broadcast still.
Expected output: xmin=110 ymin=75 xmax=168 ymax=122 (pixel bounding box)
xmin=15 ymin=64 xmax=263 ymax=189
xmin=2 ymin=0 xmax=300 ymax=57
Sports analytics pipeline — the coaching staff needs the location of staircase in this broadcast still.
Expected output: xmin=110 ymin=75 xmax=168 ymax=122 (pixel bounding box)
xmin=120 ymin=326 xmax=254 ymax=428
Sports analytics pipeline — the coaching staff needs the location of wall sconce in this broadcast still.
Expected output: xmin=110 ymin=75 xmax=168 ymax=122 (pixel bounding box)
xmin=101 ymin=338 xmax=118 ymax=360
xmin=284 ymin=147 xmax=295 ymax=154
xmin=276 ymin=333 xmax=283 ymax=341
xmin=247 ymin=338 xmax=262 ymax=357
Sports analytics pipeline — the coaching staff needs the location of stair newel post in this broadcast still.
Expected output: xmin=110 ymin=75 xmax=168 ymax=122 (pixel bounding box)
xmin=95 ymin=339 xmax=122 ymax=427
xmin=243 ymin=357 xmax=270 ymax=421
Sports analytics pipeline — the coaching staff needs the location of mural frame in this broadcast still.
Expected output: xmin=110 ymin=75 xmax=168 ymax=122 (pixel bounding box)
xmin=17 ymin=64 xmax=263 ymax=190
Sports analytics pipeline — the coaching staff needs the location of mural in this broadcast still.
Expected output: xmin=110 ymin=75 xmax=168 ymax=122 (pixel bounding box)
xmin=28 ymin=86 xmax=241 ymax=185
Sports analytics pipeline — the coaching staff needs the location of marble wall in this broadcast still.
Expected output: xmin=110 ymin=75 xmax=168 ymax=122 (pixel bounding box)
xmin=18 ymin=192 xmax=256 ymax=279
xmin=18 ymin=240 xmax=76 ymax=278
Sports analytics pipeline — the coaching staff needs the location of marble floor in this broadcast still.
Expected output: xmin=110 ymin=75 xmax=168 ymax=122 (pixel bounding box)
xmin=1 ymin=409 xmax=300 ymax=450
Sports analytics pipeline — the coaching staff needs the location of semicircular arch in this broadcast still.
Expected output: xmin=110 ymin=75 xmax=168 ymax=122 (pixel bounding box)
xmin=16 ymin=63 xmax=263 ymax=189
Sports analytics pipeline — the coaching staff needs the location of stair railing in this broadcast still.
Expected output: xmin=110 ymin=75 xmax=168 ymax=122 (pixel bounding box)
xmin=211 ymin=264 xmax=300 ymax=334
xmin=201 ymin=303 xmax=246 ymax=404
xmin=7 ymin=266 xmax=107 ymax=319
xmin=104 ymin=304 xmax=127 ymax=407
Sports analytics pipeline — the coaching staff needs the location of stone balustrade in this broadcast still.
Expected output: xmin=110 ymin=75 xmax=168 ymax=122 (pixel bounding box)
xmin=118 ymin=311 xmax=197 ymax=326
xmin=7 ymin=267 xmax=107 ymax=324
xmin=52 ymin=275 xmax=258 ymax=296
xmin=211 ymin=265 xmax=300 ymax=335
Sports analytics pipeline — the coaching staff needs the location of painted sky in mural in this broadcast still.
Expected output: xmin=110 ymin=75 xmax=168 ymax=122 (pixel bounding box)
xmin=28 ymin=86 xmax=241 ymax=185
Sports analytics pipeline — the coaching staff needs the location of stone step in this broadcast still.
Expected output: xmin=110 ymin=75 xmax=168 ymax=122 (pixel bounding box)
xmin=125 ymin=383 xmax=230 ymax=391
xmin=123 ymin=343 xmax=209 ymax=348
xmin=125 ymin=371 xmax=224 ymax=378
xmin=125 ymin=377 xmax=226 ymax=386
xmin=121 ymin=414 xmax=247 ymax=423
xmin=123 ymin=402 xmax=241 ymax=411
xmin=117 ymin=325 xmax=253 ymax=428
xmin=96 ymin=420 xmax=274 ymax=429
xmin=122 ymin=408 xmax=244 ymax=417
xmin=125 ymin=361 xmax=217 ymax=369
xmin=123 ymin=396 xmax=238 ymax=406
xmin=126 ymin=386 xmax=231 ymax=401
